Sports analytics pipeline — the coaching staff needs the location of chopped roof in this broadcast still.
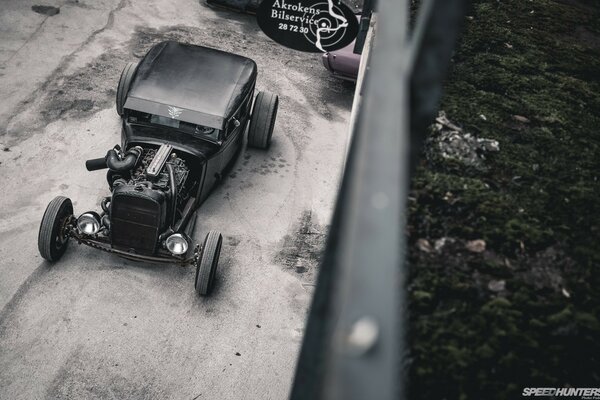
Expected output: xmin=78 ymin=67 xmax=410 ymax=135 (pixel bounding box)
xmin=124 ymin=41 xmax=257 ymax=129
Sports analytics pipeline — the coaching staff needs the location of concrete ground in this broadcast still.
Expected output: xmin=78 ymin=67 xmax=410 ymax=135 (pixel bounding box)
xmin=0 ymin=1 xmax=353 ymax=398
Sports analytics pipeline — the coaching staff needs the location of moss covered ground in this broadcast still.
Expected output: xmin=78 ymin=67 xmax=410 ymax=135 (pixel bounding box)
xmin=407 ymin=1 xmax=600 ymax=398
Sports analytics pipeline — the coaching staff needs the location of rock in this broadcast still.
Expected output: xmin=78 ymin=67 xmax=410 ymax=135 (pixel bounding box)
xmin=435 ymin=111 xmax=463 ymax=132
xmin=412 ymin=290 xmax=433 ymax=301
xmin=488 ymin=280 xmax=506 ymax=292
xmin=512 ymin=114 xmax=530 ymax=123
xmin=481 ymin=140 xmax=500 ymax=152
xmin=416 ymin=238 xmax=433 ymax=253
xmin=426 ymin=111 xmax=500 ymax=169
xmin=434 ymin=237 xmax=454 ymax=252
xmin=466 ymin=239 xmax=486 ymax=253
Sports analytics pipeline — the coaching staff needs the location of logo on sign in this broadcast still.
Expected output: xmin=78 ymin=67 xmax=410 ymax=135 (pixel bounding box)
xmin=257 ymin=0 xmax=359 ymax=53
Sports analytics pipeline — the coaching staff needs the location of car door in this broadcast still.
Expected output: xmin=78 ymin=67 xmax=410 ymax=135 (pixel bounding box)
xmin=327 ymin=42 xmax=361 ymax=79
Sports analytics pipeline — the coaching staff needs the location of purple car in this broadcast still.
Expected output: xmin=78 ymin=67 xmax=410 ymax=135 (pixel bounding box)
xmin=323 ymin=42 xmax=360 ymax=81
xmin=321 ymin=41 xmax=361 ymax=82
xmin=321 ymin=15 xmax=362 ymax=81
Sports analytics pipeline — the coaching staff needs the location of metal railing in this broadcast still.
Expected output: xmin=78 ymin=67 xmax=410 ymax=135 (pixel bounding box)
xmin=290 ymin=0 xmax=468 ymax=398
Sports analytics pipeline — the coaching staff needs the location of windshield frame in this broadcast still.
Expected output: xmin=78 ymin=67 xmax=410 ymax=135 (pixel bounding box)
xmin=126 ymin=110 xmax=222 ymax=143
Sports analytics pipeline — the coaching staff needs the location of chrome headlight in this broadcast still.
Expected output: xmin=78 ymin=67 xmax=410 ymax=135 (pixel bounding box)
xmin=165 ymin=233 xmax=189 ymax=255
xmin=77 ymin=212 xmax=101 ymax=235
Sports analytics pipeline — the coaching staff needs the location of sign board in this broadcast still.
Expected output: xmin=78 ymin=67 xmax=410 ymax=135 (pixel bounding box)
xmin=257 ymin=0 xmax=359 ymax=52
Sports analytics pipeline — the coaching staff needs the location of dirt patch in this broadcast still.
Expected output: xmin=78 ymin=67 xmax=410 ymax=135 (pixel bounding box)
xmin=37 ymin=51 xmax=125 ymax=123
xmin=276 ymin=211 xmax=327 ymax=284
xmin=31 ymin=5 xmax=60 ymax=16
xmin=45 ymin=346 xmax=172 ymax=399
xmin=231 ymin=151 xmax=291 ymax=179
xmin=7 ymin=48 xmax=131 ymax=137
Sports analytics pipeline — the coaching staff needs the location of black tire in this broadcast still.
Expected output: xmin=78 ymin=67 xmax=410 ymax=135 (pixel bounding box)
xmin=248 ymin=91 xmax=279 ymax=149
xmin=116 ymin=62 xmax=138 ymax=116
xmin=195 ymin=231 xmax=223 ymax=296
xmin=38 ymin=196 xmax=73 ymax=262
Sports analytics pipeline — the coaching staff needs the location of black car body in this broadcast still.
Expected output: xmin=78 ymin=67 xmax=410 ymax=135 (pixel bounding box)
xmin=38 ymin=41 xmax=279 ymax=296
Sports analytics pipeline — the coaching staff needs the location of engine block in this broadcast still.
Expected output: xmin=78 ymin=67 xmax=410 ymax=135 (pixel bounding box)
xmin=124 ymin=146 xmax=190 ymax=207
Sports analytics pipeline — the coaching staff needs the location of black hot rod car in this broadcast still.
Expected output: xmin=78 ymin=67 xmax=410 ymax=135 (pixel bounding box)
xmin=38 ymin=41 xmax=279 ymax=296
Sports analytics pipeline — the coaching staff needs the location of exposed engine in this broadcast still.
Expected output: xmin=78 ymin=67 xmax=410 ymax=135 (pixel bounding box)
xmin=108 ymin=145 xmax=191 ymax=212
xmin=99 ymin=144 xmax=193 ymax=254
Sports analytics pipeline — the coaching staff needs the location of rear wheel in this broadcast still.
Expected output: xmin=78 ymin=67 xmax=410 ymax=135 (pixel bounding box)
xmin=248 ymin=91 xmax=278 ymax=149
xmin=38 ymin=196 xmax=73 ymax=262
xmin=116 ymin=62 xmax=138 ymax=116
xmin=195 ymin=231 xmax=223 ymax=296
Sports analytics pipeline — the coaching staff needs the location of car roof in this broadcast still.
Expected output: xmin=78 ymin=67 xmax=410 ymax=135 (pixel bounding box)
xmin=124 ymin=41 xmax=257 ymax=130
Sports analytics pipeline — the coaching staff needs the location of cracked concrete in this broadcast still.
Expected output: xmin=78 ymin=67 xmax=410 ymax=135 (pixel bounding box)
xmin=0 ymin=0 xmax=352 ymax=398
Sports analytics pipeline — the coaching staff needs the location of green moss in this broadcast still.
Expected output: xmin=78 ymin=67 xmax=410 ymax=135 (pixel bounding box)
xmin=546 ymin=306 xmax=573 ymax=325
xmin=574 ymin=312 xmax=600 ymax=331
xmin=408 ymin=1 xmax=600 ymax=398
xmin=412 ymin=290 xmax=433 ymax=302
xmin=481 ymin=297 xmax=512 ymax=312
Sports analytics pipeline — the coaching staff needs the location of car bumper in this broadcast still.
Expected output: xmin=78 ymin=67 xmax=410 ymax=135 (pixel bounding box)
xmin=70 ymin=230 xmax=199 ymax=266
xmin=322 ymin=52 xmax=333 ymax=72
xmin=321 ymin=52 xmax=358 ymax=82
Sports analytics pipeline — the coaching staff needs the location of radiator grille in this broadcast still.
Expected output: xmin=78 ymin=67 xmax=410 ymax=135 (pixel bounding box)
xmin=111 ymin=195 xmax=160 ymax=254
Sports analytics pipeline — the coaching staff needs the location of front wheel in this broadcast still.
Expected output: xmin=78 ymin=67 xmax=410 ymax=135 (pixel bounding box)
xmin=248 ymin=91 xmax=278 ymax=149
xmin=195 ymin=231 xmax=223 ymax=296
xmin=38 ymin=196 xmax=73 ymax=262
